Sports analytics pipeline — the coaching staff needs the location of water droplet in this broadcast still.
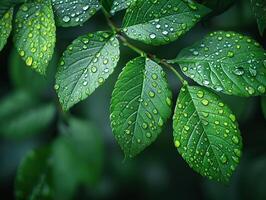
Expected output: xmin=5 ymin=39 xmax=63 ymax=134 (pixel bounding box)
xmin=201 ymin=99 xmax=209 ymax=106
xmin=174 ymin=140 xmax=180 ymax=148
xmin=62 ymin=16 xmax=70 ymax=23
xmin=232 ymin=136 xmax=239 ymax=144
xmin=233 ymin=67 xmax=245 ymax=76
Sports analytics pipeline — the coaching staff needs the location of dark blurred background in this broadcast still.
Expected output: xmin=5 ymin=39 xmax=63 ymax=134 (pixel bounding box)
xmin=0 ymin=0 xmax=266 ymax=199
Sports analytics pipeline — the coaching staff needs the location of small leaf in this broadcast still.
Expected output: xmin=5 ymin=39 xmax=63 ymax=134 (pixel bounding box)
xmin=52 ymin=117 xmax=104 ymax=200
xmin=52 ymin=0 xmax=101 ymax=27
xmin=0 ymin=8 xmax=13 ymax=52
xmin=55 ymin=31 xmax=120 ymax=111
xmin=174 ymin=31 xmax=266 ymax=96
xmin=173 ymin=86 xmax=242 ymax=183
xmin=110 ymin=57 xmax=172 ymax=158
xmin=15 ymin=147 xmax=54 ymax=200
xmin=110 ymin=0 xmax=134 ymax=15
xmin=250 ymin=0 xmax=266 ymax=36
xmin=0 ymin=91 xmax=56 ymax=140
xmin=14 ymin=0 xmax=56 ymax=75
xmin=122 ymin=0 xmax=210 ymax=46
xmin=261 ymin=96 xmax=266 ymax=119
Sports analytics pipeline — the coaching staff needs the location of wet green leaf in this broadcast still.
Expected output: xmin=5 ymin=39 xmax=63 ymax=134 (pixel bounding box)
xmin=0 ymin=91 xmax=56 ymax=140
xmin=15 ymin=147 xmax=54 ymax=200
xmin=0 ymin=8 xmax=13 ymax=52
xmin=52 ymin=117 xmax=104 ymax=200
xmin=174 ymin=31 xmax=266 ymax=96
xmin=122 ymin=0 xmax=210 ymax=46
xmin=173 ymin=86 xmax=242 ymax=183
xmin=52 ymin=0 xmax=101 ymax=27
xmin=14 ymin=0 xmax=56 ymax=75
xmin=55 ymin=31 xmax=120 ymax=111
xmin=250 ymin=0 xmax=266 ymax=35
xmin=110 ymin=57 xmax=172 ymax=158
xmin=110 ymin=0 xmax=134 ymax=15
xmin=101 ymin=0 xmax=114 ymax=12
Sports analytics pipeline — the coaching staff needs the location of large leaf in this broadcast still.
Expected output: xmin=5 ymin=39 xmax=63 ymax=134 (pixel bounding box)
xmin=15 ymin=147 xmax=54 ymax=200
xmin=110 ymin=57 xmax=172 ymax=158
xmin=122 ymin=0 xmax=210 ymax=46
xmin=52 ymin=117 xmax=104 ymax=200
xmin=173 ymin=86 xmax=242 ymax=183
xmin=250 ymin=0 xmax=266 ymax=35
xmin=55 ymin=31 xmax=120 ymax=111
xmin=0 ymin=8 xmax=13 ymax=52
xmin=0 ymin=91 xmax=56 ymax=139
xmin=173 ymin=31 xmax=266 ymax=96
xmin=14 ymin=0 xmax=56 ymax=75
xmin=52 ymin=0 xmax=101 ymax=27
xmin=110 ymin=0 xmax=134 ymax=15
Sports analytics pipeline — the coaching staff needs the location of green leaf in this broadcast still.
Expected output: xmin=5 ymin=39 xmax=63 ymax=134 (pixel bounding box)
xmin=122 ymin=0 xmax=210 ymax=46
xmin=110 ymin=57 xmax=172 ymax=158
xmin=173 ymin=85 xmax=242 ymax=183
xmin=52 ymin=0 xmax=101 ymax=27
xmin=0 ymin=8 xmax=13 ymax=52
xmin=174 ymin=31 xmax=266 ymax=96
xmin=250 ymin=0 xmax=266 ymax=35
xmin=15 ymin=147 xmax=54 ymax=200
xmin=52 ymin=117 xmax=104 ymax=200
xmin=9 ymin=48 xmax=58 ymax=96
xmin=0 ymin=91 xmax=56 ymax=140
xmin=55 ymin=31 xmax=120 ymax=111
xmin=14 ymin=0 xmax=56 ymax=75
xmin=261 ymin=96 xmax=266 ymax=119
xmin=110 ymin=0 xmax=134 ymax=15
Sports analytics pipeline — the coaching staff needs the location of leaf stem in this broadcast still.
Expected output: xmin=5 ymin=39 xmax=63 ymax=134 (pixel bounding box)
xmin=102 ymin=7 xmax=185 ymax=85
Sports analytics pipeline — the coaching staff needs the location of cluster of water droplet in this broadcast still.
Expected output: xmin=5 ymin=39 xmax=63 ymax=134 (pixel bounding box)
xmin=173 ymin=86 xmax=242 ymax=182
xmin=51 ymin=0 xmax=100 ymax=27
xmin=111 ymin=57 xmax=172 ymax=158
xmin=14 ymin=1 xmax=56 ymax=75
xmin=110 ymin=0 xmax=134 ymax=15
xmin=0 ymin=8 xmax=13 ymax=50
xmin=178 ymin=31 xmax=266 ymax=96
xmin=122 ymin=0 xmax=208 ymax=45
xmin=55 ymin=32 xmax=119 ymax=110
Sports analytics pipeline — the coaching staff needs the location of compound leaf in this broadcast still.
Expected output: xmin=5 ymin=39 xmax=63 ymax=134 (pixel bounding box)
xmin=0 ymin=8 xmax=13 ymax=52
xmin=122 ymin=0 xmax=210 ymax=46
xmin=173 ymin=86 xmax=242 ymax=183
xmin=250 ymin=0 xmax=266 ymax=36
xmin=174 ymin=31 xmax=266 ymax=96
xmin=52 ymin=0 xmax=101 ymax=27
xmin=15 ymin=147 xmax=53 ymax=200
xmin=0 ymin=91 xmax=56 ymax=140
xmin=110 ymin=57 xmax=172 ymax=158
xmin=55 ymin=31 xmax=120 ymax=111
xmin=110 ymin=0 xmax=134 ymax=15
xmin=14 ymin=0 xmax=56 ymax=75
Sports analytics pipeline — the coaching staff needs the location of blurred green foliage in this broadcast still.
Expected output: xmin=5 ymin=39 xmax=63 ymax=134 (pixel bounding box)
xmin=0 ymin=0 xmax=265 ymax=200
